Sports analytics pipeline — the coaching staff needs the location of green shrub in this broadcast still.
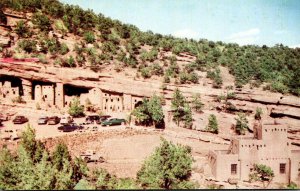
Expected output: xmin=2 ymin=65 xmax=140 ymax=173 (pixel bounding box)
xmin=68 ymin=97 xmax=84 ymax=117
xmin=54 ymin=19 xmax=68 ymax=35
xmin=67 ymin=56 xmax=76 ymax=67
xmin=163 ymin=75 xmax=170 ymax=83
xmin=254 ymin=107 xmax=263 ymax=120
xmin=191 ymin=93 xmax=204 ymax=112
xmin=151 ymin=63 xmax=164 ymax=76
xmin=59 ymin=43 xmax=69 ymax=55
xmin=235 ymin=113 xmax=248 ymax=135
xmin=32 ymin=12 xmax=51 ymax=31
xmin=83 ymin=31 xmax=95 ymax=43
xmin=15 ymin=20 xmax=31 ymax=37
xmin=18 ymin=40 xmax=37 ymax=53
xmin=206 ymin=114 xmax=218 ymax=134
xmin=179 ymin=72 xmax=199 ymax=84
xmin=140 ymin=67 xmax=152 ymax=78
xmin=207 ymin=68 xmax=223 ymax=88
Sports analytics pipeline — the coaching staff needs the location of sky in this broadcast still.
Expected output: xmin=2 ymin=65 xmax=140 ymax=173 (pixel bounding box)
xmin=61 ymin=0 xmax=300 ymax=47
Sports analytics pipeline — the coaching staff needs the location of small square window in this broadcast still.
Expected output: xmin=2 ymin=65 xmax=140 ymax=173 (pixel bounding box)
xmin=231 ymin=164 xmax=237 ymax=175
xmin=280 ymin=163 xmax=286 ymax=174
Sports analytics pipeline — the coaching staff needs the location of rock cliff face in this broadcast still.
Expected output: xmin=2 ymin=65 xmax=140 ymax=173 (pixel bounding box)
xmin=1 ymin=60 xmax=300 ymax=114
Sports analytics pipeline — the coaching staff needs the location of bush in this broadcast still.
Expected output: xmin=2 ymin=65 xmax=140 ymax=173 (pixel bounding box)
xmin=179 ymin=72 xmax=199 ymax=84
xmin=163 ymin=75 xmax=170 ymax=83
xmin=207 ymin=68 xmax=223 ymax=88
xmin=83 ymin=31 xmax=95 ymax=43
xmin=140 ymin=67 xmax=152 ymax=78
xmin=68 ymin=97 xmax=84 ymax=117
xmin=235 ymin=113 xmax=248 ymax=135
xmin=59 ymin=43 xmax=69 ymax=55
xmin=32 ymin=12 xmax=51 ymax=32
xmin=191 ymin=93 xmax=204 ymax=112
xmin=67 ymin=56 xmax=76 ymax=67
xmin=151 ymin=63 xmax=164 ymax=76
xmin=254 ymin=107 xmax=263 ymax=120
xmin=206 ymin=114 xmax=218 ymax=134
xmin=15 ymin=20 xmax=31 ymax=37
xmin=18 ymin=40 xmax=37 ymax=53
xmin=54 ymin=19 xmax=68 ymax=35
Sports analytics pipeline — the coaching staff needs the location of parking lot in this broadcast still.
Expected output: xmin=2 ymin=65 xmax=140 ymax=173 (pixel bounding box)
xmin=0 ymin=112 xmax=129 ymax=139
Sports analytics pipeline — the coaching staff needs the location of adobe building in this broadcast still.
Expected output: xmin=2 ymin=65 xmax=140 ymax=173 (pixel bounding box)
xmin=208 ymin=121 xmax=300 ymax=185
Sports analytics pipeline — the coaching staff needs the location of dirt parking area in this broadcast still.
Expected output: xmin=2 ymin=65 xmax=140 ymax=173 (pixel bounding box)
xmin=0 ymin=105 xmax=238 ymax=186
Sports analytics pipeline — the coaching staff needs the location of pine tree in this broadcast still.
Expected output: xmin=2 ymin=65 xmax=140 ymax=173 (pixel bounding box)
xmin=206 ymin=114 xmax=218 ymax=134
xmin=137 ymin=138 xmax=195 ymax=189
xmin=191 ymin=93 xmax=204 ymax=112
xmin=68 ymin=97 xmax=85 ymax=117
xmin=0 ymin=148 xmax=19 ymax=190
xmin=171 ymin=88 xmax=185 ymax=125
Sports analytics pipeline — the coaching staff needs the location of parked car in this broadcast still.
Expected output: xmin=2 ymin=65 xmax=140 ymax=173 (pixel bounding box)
xmin=37 ymin=116 xmax=48 ymax=125
xmin=48 ymin=116 xmax=60 ymax=125
xmin=1 ymin=129 xmax=22 ymax=141
xmin=58 ymin=123 xmax=84 ymax=132
xmin=85 ymin=115 xmax=100 ymax=124
xmin=79 ymin=150 xmax=105 ymax=163
xmin=101 ymin=118 xmax=126 ymax=126
xmin=60 ymin=115 xmax=73 ymax=125
xmin=0 ymin=114 xmax=9 ymax=121
xmin=12 ymin=116 xmax=28 ymax=124
xmin=96 ymin=115 xmax=111 ymax=124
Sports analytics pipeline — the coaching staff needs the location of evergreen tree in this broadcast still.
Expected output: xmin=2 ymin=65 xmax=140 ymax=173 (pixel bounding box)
xmin=0 ymin=148 xmax=18 ymax=190
xmin=249 ymin=164 xmax=274 ymax=188
xmin=131 ymin=95 xmax=164 ymax=128
xmin=191 ymin=93 xmax=204 ymax=112
xmin=52 ymin=142 xmax=71 ymax=171
xmin=137 ymin=138 xmax=196 ymax=189
xmin=171 ymin=88 xmax=185 ymax=125
xmin=206 ymin=114 xmax=218 ymax=134
xmin=68 ymin=97 xmax=85 ymax=117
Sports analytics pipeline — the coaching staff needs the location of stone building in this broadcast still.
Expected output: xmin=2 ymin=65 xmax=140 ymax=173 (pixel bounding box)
xmin=0 ymin=75 xmax=146 ymax=113
xmin=208 ymin=121 xmax=300 ymax=185
xmin=0 ymin=81 xmax=19 ymax=98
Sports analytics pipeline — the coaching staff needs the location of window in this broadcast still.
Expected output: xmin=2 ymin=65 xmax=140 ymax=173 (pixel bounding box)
xmin=280 ymin=163 xmax=286 ymax=174
xmin=231 ymin=164 xmax=237 ymax=175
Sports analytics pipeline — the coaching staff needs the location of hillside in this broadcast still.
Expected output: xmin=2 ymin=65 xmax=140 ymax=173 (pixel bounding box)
xmin=0 ymin=0 xmax=300 ymax=96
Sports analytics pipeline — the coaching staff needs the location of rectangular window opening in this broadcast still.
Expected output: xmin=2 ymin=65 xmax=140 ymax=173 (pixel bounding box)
xmin=231 ymin=164 xmax=237 ymax=175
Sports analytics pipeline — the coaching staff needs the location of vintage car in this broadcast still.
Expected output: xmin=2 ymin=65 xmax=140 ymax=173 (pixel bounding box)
xmin=37 ymin=116 xmax=48 ymax=125
xmin=101 ymin=118 xmax=126 ymax=126
xmin=79 ymin=150 xmax=105 ymax=163
xmin=48 ymin=116 xmax=60 ymax=125
xmin=60 ymin=115 xmax=73 ymax=125
xmin=58 ymin=123 xmax=84 ymax=132
xmin=85 ymin=115 xmax=100 ymax=124
xmin=12 ymin=115 xmax=28 ymax=124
